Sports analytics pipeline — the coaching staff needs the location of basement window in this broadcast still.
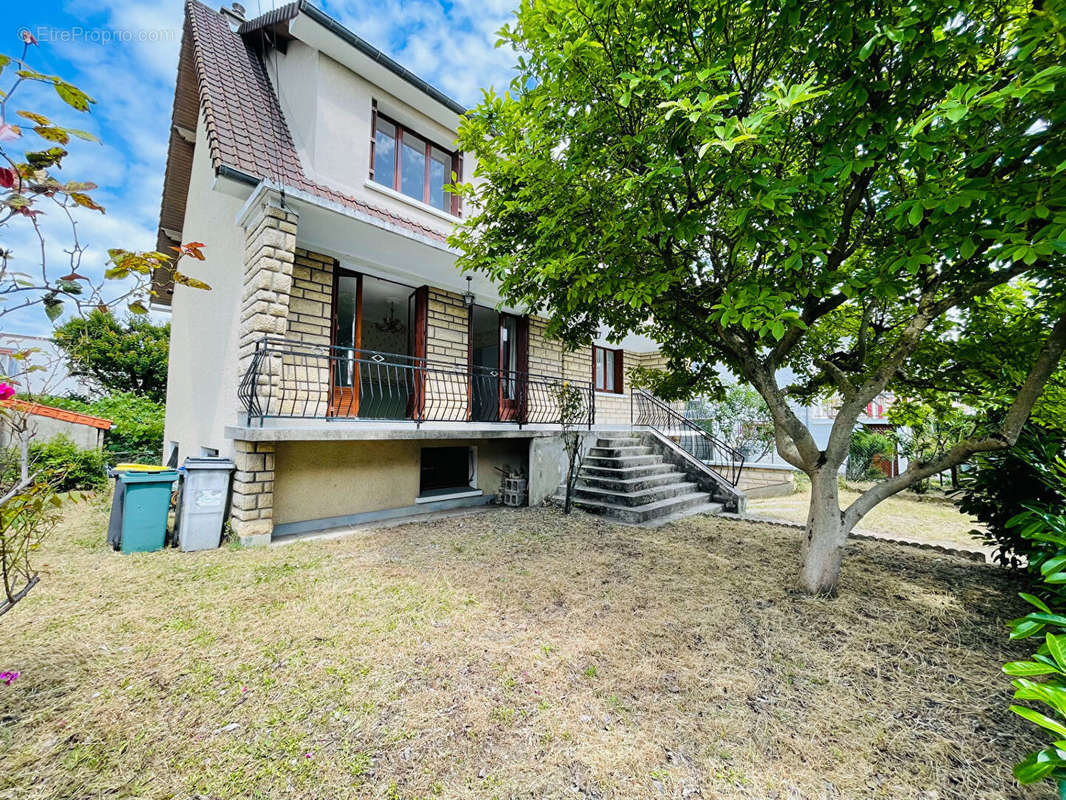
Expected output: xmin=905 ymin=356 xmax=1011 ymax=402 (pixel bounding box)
xmin=418 ymin=446 xmax=481 ymax=502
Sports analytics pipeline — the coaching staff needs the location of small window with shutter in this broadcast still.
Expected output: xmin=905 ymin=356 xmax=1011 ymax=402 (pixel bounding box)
xmin=592 ymin=346 xmax=624 ymax=393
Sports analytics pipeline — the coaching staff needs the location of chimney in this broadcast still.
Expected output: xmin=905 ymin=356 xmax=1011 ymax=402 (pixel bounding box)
xmin=220 ymin=2 xmax=245 ymax=27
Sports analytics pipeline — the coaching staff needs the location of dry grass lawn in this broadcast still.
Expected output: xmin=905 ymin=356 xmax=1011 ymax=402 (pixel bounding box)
xmin=749 ymin=486 xmax=983 ymax=550
xmin=0 ymin=495 xmax=1044 ymax=799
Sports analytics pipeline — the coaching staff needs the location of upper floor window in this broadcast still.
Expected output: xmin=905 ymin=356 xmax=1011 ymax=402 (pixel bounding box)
xmin=593 ymin=346 xmax=623 ymax=393
xmin=370 ymin=103 xmax=461 ymax=216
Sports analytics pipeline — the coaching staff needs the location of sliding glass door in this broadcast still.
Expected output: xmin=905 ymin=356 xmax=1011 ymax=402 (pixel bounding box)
xmin=330 ymin=271 xmax=421 ymax=419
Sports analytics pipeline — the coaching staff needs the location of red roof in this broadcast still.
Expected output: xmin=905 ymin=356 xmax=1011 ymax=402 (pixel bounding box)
xmin=2 ymin=399 xmax=113 ymax=430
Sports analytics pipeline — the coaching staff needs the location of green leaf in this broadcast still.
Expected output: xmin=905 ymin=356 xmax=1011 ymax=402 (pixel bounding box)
xmin=128 ymin=300 xmax=148 ymax=315
xmin=1011 ymin=618 xmax=1047 ymax=639
xmin=1004 ymin=660 xmax=1060 ymax=676
xmin=44 ymin=299 xmax=63 ymax=321
xmin=1011 ymin=705 xmax=1066 ymax=737
xmin=1014 ymin=748 xmax=1066 ymax=784
xmin=1022 ymin=593 xmax=1054 ymax=614
xmin=907 ymin=203 xmax=923 ymax=226
xmin=33 ymin=126 xmax=69 ymax=145
xmin=857 ymin=35 xmax=879 ymax=60
xmin=1049 ymin=634 xmax=1066 ymax=671
xmin=66 ymin=128 xmax=99 ymax=143
xmin=53 ymin=80 xmax=95 ymax=112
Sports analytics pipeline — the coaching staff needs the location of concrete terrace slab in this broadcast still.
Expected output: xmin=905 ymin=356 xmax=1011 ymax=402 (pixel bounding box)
xmin=226 ymin=421 xmax=633 ymax=442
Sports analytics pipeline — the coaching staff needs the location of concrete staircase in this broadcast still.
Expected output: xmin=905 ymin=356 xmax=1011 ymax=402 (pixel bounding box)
xmin=568 ymin=434 xmax=724 ymax=524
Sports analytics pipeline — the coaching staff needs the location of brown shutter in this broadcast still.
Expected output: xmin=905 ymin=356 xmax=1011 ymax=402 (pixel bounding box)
xmin=452 ymin=152 xmax=464 ymax=216
xmin=613 ymin=350 xmax=624 ymax=394
xmin=516 ymin=316 xmax=529 ymax=421
xmin=411 ymin=286 xmax=428 ymax=421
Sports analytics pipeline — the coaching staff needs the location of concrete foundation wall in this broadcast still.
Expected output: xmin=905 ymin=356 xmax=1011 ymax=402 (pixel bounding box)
xmin=732 ymin=465 xmax=796 ymax=498
xmin=273 ymin=437 xmax=528 ymax=527
xmin=527 ymin=432 xmax=598 ymax=507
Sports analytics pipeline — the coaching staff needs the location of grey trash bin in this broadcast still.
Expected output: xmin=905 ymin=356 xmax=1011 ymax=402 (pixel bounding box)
xmin=175 ymin=457 xmax=235 ymax=551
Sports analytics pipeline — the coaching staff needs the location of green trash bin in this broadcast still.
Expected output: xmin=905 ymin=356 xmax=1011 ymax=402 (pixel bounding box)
xmin=108 ymin=469 xmax=179 ymax=553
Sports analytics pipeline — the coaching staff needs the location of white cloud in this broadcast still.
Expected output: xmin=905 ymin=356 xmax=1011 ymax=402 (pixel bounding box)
xmin=1 ymin=0 xmax=185 ymax=335
xmin=321 ymin=0 xmax=519 ymax=107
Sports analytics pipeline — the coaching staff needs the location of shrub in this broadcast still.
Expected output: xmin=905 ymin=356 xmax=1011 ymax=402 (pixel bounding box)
xmin=999 ymin=454 xmax=1066 ymax=787
xmin=955 ymin=426 xmax=1066 ymax=567
xmin=2 ymin=435 xmax=106 ymax=493
xmin=846 ymin=428 xmax=893 ymax=482
xmin=30 ymin=392 xmax=164 ymax=465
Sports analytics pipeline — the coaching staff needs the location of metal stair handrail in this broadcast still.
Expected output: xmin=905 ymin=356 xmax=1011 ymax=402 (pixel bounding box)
xmin=630 ymin=390 xmax=746 ymax=487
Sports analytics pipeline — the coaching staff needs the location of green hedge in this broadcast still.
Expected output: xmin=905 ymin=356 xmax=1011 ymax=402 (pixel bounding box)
xmin=2 ymin=435 xmax=107 ymax=493
xmin=31 ymin=392 xmax=164 ymax=465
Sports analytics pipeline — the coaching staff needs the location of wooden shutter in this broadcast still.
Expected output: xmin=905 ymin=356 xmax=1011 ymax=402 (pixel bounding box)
xmin=411 ymin=286 xmax=428 ymax=421
xmin=516 ymin=316 xmax=529 ymax=421
xmin=613 ymin=350 xmax=624 ymax=394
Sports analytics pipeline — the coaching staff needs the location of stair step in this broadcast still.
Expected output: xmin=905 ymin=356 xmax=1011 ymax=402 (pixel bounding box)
xmin=571 ymin=491 xmax=714 ymax=524
xmin=587 ymin=445 xmax=654 ymax=457
xmin=644 ymin=502 xmax=725 ymax=528
xmin=581 ymin=462 xmax=675 ymax=479
xmin=574 ymin=481 xmax=699 ymax=507
xmin=578 ymin=471 xmax=688 ymax=492
xmin=596 ymin=436 xmax=643 ymax=448
xmin=583 ymin=454 xmax=661 ymax=468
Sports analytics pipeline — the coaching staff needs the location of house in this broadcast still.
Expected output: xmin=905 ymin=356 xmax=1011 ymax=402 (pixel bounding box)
xmin=158 ymin=1 xmax=743 ymax=543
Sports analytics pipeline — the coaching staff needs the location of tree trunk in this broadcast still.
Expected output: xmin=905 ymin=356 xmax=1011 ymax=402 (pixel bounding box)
xmin=800 ymin=469 xmax=847 ymax=595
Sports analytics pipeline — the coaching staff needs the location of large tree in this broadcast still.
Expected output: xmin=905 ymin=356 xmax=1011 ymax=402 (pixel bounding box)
xmin=451 ymin=0 xmax=1066 ymax=593
xmin=53 ymin=310 xmax=170 ymax=401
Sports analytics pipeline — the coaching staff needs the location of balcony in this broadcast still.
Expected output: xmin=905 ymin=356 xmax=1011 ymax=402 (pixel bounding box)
xmin=236 ymin=337 xmax=595 ymax=431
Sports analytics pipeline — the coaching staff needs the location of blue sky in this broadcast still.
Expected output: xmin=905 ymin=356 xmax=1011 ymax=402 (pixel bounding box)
xmin=0 ymin=0 xmax=518 ymax=336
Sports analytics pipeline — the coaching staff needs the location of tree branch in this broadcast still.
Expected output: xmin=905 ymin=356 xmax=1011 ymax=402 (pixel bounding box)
xmin=843 ymin=312 xmax=1066 ymax=530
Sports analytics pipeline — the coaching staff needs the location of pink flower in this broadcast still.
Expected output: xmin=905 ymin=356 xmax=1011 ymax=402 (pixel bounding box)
xmin=0 ymin=384 xmax=14 ymax=401
xmin=0 ymin=124 xmax=20 ymax=142
xmin=0 ymin=671 xmax=19 ymax=685
xmin=19 ymin=29 xmax=38 ymax=46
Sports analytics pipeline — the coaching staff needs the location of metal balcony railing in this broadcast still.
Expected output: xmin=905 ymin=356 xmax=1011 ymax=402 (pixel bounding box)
xmin=237 ymin=337 xmax=594 ymax=428
xmin=631 ymin=389 xmax=746 ymax=486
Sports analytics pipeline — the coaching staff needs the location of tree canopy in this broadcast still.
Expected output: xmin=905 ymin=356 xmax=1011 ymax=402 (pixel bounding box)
xmin=452 ymin=0 xmax=1066 ymax=593
xmin=53 ymin=310 xmax=169 ymax=402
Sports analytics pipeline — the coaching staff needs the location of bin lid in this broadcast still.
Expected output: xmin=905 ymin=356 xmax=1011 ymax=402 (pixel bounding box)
xmin=182 ymin=457 xmax=235 ymax=471
xmin=117 ymin=469 xmax=180 ymax=484
xmin=115 ymin=463 xmax=173 ymax=473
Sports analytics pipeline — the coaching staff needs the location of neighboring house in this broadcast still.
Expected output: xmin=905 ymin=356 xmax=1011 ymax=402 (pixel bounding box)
xmin=0 ymin=399 xmax=112 ymax=452
xmin=0 ymin=333 xmax=94 ymax=398
xmin=159 ymin=1 xmax=731 ymax=542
